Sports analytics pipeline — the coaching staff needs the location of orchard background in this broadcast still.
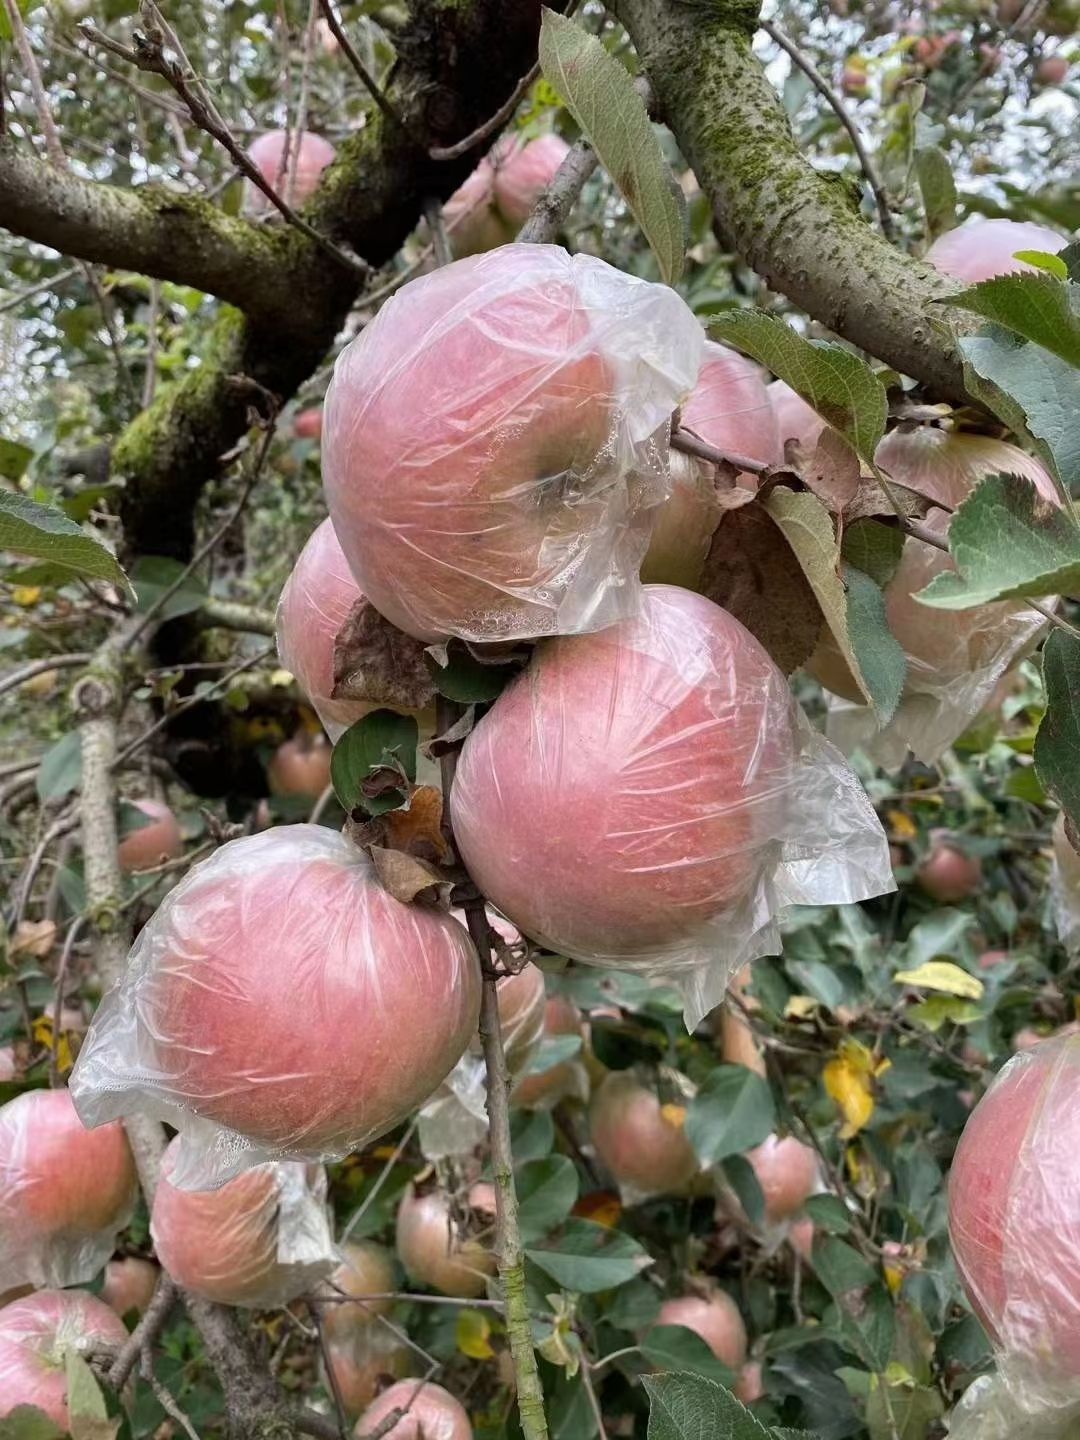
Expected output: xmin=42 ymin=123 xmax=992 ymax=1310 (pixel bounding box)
xmin=1 ymin=0 xmax=1079 ymax=1438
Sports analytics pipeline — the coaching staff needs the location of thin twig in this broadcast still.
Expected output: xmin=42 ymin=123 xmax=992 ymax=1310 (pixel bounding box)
xmin=142 ymin=279 xmax=160 ymax=409
xmin=3 ymin=0 xmax=64 ymax=163
xmin=341 ymin=1116 xmax=418 ymax=1241
xmin=289 ymin=0 xmax=320 ymax=209
xmin=0 ymin=264 xmax=81 ymax=315
xmin=516 ymin=136 xmax=598 ymax=246
xmin=108 ymin=1276 xmax=178 ymax=1392
xmin=0 ymin=653 xmax=91 ymax=701
xmin=430 ymin=61 xmax=541 ymax=160
xmin=760 ymin=18 xmax=893 ymax=239
xmin=315 ymin=0 xmax=403 ymax=130
xmin=140 ymin=1348 xmax=202 ymax=1440
xmin=424 ymin=199 xmax=453 ymax=269
xmin=671 ymin=427 xmax=767 ymax=476
xmin=581 ymin=1361 xmax=610 ymax=1440
xmin=314 ymin=1289 xmax=505 ymax=1311
xmin=312 ymin=1308 xmax=349 ymax=1440
xmin=308 ymin=783 xmax=336 ymax=825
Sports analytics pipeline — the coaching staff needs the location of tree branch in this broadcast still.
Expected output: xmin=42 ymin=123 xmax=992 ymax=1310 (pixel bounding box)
xmin=612 ymin=0 xmax=969 ymax=402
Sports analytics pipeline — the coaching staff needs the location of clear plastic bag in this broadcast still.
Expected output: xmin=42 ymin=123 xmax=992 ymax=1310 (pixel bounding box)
xmin=323 ymin=243 xmax=705 ymax=644
xmin=69 ymin=825 xmax=480 ymax=1187
xmin=947 ymin=1374 xmax=1080 ymax=1440
xmin=1050 ymin=814 xmax=1080 ymax=954
xmin=0 ymin=1088 xmax=136 ymax=1292
xmin=451 ymin=585 xmax=894 ymax=1028
xmin=150 ymin=1138 xmax=336 ymax=1307
xmin=949 ymin=1032 xmax=1080 ymax=1422
xmin=0 ymin=1290 xmax=129 ymax=1428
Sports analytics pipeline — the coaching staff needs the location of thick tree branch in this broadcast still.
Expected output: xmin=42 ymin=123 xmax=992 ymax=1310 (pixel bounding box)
xmin=612 ymin=0 xmax=969 ymax=403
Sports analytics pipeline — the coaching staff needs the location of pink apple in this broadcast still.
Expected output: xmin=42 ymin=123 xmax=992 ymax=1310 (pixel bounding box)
xmin=246 ymin=129 xmax=336 ymax=210
xmin=0 ymin=1289 xmax=128 ymax=1428
xmin=492 ymin=133 xmax=571 ymax=226
xmin=0 ymin=1088 xmax=135 ymax=1290
xmin=323 ymin=245 xmax=702 ymax=643
xmin=769 ymin=380 xmax=826 ymax=455
xmin=356 ymin=1379 xmax=473 ymax=1438
xmin=70 ymin=826 xmax=480 ymax=1170
xmin=451 ymin=586 xmax=796 ymax=964
xmin=268 ymin=732 xmax=333 ymax=798
xmin=640 ymin=451 xmax=725 ymax=590
xmin=746 ymin=1135 xmax=820 ymax=1221
xmin=322 ymin=1239 xmax=396 ymax=1340
xmin=293 ymin=406 xmax=323 ymax=441
xmin=324 ymin=1324 xmax=414 ymax=1418
xmin=101 ymin=1256 xmax=159 ymax=1318
xmin=735 ymin=1359 xmax=765 ymax=1404
xmin=680 ymin=341 xmax=780 ymax=467
xmin=654 ymin=1290 xmax=748 ymax=1369
xmin=589 ymin=1073 xmax=698 ymax=1198
xmin=925 ymin=218 xmax=1065 ymax=284
xmin=1036 ymin=55 xmax=1069 ymax=85
xmin=876 ymin=427 xmax=1058 ymax=510
xmin=117 ymin=798 xmax=183 ymax=873
xmin=395 ymin=1183 xmax=497 ymax=1299
xmin=0 ymin=1048 xmax=15 ymax=1082
xmin=789 ymin=1216 xmax=815 ymax=1259
xmin=916 ymin=837 xmax=982 ymax=903
xmin=442 ymin=160 xmax=515 ymax=257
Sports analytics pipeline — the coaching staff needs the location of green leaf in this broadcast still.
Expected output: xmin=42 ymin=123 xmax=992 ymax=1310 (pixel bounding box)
xmin=0 ymin=438 xmax=34 ymax=481
xmin=685 ymin=1064 xmax=775 ymax=1165
xmin=1034 ymin=628 xmax=1080 ymax=830
xmin=131 ymin=555 xmax=209 ymax=622
xmin=915 ymin=147 xmax=956 ymax=240
xmin=525 ymin=1218 xmax=653 ymax=1293
xmin=840 ymin=520 xmax=904 ymax=589
xmin=708 ymin=311 xmax=888 ymax=466
xmin=36 ymin=731 xmax=82 ymax=804
xmin=945 ymin=272 xmax=1080 ymax=370
xmin=866 ymin=1378 xmax=943 ymax=1440
xmin=640 ymin=1325 xmax=737 ymax=1386
xmin=539 ymin=9 xmax=686 ymax=284
xmin=509 ymin=1108 xmax=555 ymax=1164
xmin=66 ymin=1352 xmax=121 ymax=1439
xmin=960 ymin=327 xmax=1080 ymax=493
xmin=1013 ymin=251 xmax=1070 ymax=280
xmin=842 ymin=564 xmax=906 ymax=727
xmin=330 ymin=709 xmax=418 ymax=814
xmin=0 ymin=1409 xmax=66 ymax=1440
xmin=516 ymin=1156 xmax=580 ymax=1244
xmin=803 ymin=1193 xmax=852 ymax=1235
xmin=425 ymin=643 xmax=515 ymax=703
xmin=521 ymin=1033 xmax=582 ymax=1076
xmin=915 ymin=473 xmax=1080 ymax=608
xmin=1061 ymin=241 xmax=1080 ymax=283
xmin=811 ymin=1235 xmax=877 ymax=1295
xmin=722 ymin=1153 xmax=766 ymax=1226
xmin=0 ymin=491 xmax=130 ymax=591
xmin=644 ymin=1372 xmax=772 ymax=1440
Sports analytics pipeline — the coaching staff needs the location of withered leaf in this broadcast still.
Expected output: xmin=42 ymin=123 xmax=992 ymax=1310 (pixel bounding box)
xmin=790 ymin=428 xmax=862 ymax=513
xmin=368 ymin=845 xmax=451 ymax=906
xmin=332 ymin=597 xmax=435 ymax=712
xmin=383 ymin=784 xmax=451 ymax=863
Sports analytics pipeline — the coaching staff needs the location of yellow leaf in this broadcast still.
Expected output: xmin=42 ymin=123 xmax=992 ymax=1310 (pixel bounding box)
xmin=270 ymin=668 xmax=294 ymax=687
xmin=886 ymin=809 xmax=917 ymax=841
xmin=31 ymin=1016 xmax=73 ymax=1074
xmin=12 ymin=586 xmax=42 ymax=607
xmin=456 ymin=1309 xmax=494 ymax=1360
xmin=660 ymin=1103 xmax=687 ymax=1130
xmin=824 ymin=1044 xmax=879 ymax=1138
xmin=12 ymin=920 xmax=57 ymax=959
xmin=894 ymin=961 xmax=984 ymax=1001
xmin=883 ymin=1262 xmax=904 ymax=1296
xmin=784 ymin=994 xmax=818 ymax=1019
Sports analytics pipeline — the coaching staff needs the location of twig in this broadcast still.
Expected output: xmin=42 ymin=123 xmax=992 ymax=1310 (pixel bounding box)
xmin=314 ymin=1289 xmax=505 ymax=1311
xmin=3 ymin=0 xmax=64 ymax=163
xmin=140 ymin=1347 xmax=202 ymax=1440
xmin=341 ymin=1116 xmax=418 ymax=1241
xmin=581 ymin=1361 xmax=610 ymax=1440
xmin=11 ymin=813 xmax=80 ymax=930
xmin=0 ymin=653 xmax=90 ymax=701
xmin=517 ymin=136 xmax=598 ymax=245
xmin=0 ymin=264 xmax=81 ymax=315
xmin=315 ymin=0 xmax=404 ymax=130
xmin=430 ymin=61 xmax=541 ymax=160
xmin=289 ymin=0 xmax=320 ymax=209
xmin=671 ymin=427 xmax=767 ymax=476
xmin=108 ymin=1275 xmax=178 ymax=1392
xmin=312 ymin=1308 xmax=349 ymax=1440
xmin=142 ymin=279 xmax=160 ymax=409
xmin=424 ymin=199 xmax=453 ymax=269
xmin=760 ymin=19 xmax=893 ymax=240
xmin=308 ymin=783 xmax=336 ymax=825
xmin=196 ymin=597 xmax=277 ymax=636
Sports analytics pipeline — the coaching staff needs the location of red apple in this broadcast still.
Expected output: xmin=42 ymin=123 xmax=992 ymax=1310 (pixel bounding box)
xmin=451 ymin=586 xmax=797 ymax=964
xmin=735 ymin=1359 xmax=765 ymax=1404
xmin=978 ymin=949 xmax=1009 ymax=970
xmin=323 ymin=245 xmax=702 ymax=643
xmin=442 ymin=160 xmax=515 ymax=257
xmin=356 ymin=1379 xmax=473 ymax=1438
xmin=117 ymin=798 xmax=183 ymax=873
xmin=925 ymin=218 xmax=1065 ymax=284
xmin=654 ymin=1290 xmax=748 ymax=1370
xmin=0 ymin=1088 xmax=135 ymax=1290
xmin=916 ymin=837 xmax=982 ymax=903
xmin=268 ymin=732 xmax=333 ymax=798
xmin=324 ymin=1324 xmax=414 ymax=1418
xmin=769 ymin=380 xmax=826 ymax=455
xmin=246 ymin=129 xmax=336 ymax=210
xmin=321 ymin=1239 xmax=396 ymax=1339
xmin=1036 ymin=55 xmax=1069 ymax=84
xmin=151 ymin=1138 xmax=334 ymax=1306
xmin=745 ymin=1135 xmax=819 ymax=1222
xmin=101 ymin=1256 xmax=159 ymax=1318
xmin=876 ymin=427 xmax=1058 ymax=511
xmin=70 ymin=826 xmax=481 ymax=1172
xmin=0 ymin=1289 xmax=128 ymax=1428
xmin=492 ymin=133 xmax=571 ymax=226
xmin=589 ymin=1072 xmax=699 ymax=1198
xmin=789 ymin=1216 xmax=815 ymax=1258
xmin=949 ymin=1033 xmax=1080 ymax=1379
xmin=512 ymin=994 xmax=589 ymax=1109
xmin=396 ymin=1182 xmax=497 ymax=1299
xmin=293 ymin=406 xmax=323 ymax=441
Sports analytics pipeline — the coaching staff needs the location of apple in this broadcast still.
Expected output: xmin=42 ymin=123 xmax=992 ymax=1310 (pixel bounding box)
xmin=117 ymin=798 xmax=183 ymax=873
xmin=654 ymin=1290 xmax=748 ymax=1369
xmin=746 ymin=1135 xmax=819 ymax=1221
xmin=916 ymin=836 xmax=982 ymax=903
xmin=769 ymin=380 xmax=825 ymax=455
xmin=876 ymin=427 xmax=1058 ymax=511
xmin=978 ymin=949 xmax=1009 ymax=970
xmin=246 ymin=130 xmax=336 ymax=210
xmin=0 ymin=1088 xmax=135 ymax=1290
xmin=711 ymin=966 xmax=765 ymax=1078
xmin=324 ymin=1324 xmax=414 ymax=1419
xmin=842 ymin=66 xmax=870 ymax=97
xmin=442 ymin=160 xmax=515 ymax=257
xmin=101 ymin=1256 xmax=159 ymax=1318
xmin=492 ymin=133 xmax=571 ymax=226
xmin=70 ymin=826 xmax=481 ymax=1171
xmin=789 ymin=1216 xmax=815 ymax=1258
xmin=925 ymin=218 xmax=1065 ymax=284
xmin=151 ymin=1138 xmax=334 ymax=1306
xmin=640 ymin=451 xmax=724 ymax=590
xmin=293 ymin=407 xmax=323 ymax=440
xmin=949 ymin=1032 xmax=1080 ymax=1378
xmin=0 ymin=1289 xmax=128 ymax=1428
xmin=268 ymin=732 xmax=333 ymax=798
xmin=1013 ymin=1021 xmax=1080 ymax=1052
xmin=0 ymin=1048 xmax=15 ymax=1082
xmin=589 ymin=1072 xmax=699 ymax=1198
xmin=356 ymin=1379 xmax=474 ymax=1438
xmin=395 ymin=1182 xmax=497 ymax=1299
xmin=1036 ymin=55 xmax=1069 ymax=84
xmin=451 ymin=586 xmax=797 ymax=965
xmin=323 ymin=244 xmax=703 ymax=643
xmin=735 ymin=1359 xmax=765 ymax=1404
xmin=512 ymin=994 xmax=589 ymax=1109
xmin=321 ymin=1239 xmax=396 ymax=1339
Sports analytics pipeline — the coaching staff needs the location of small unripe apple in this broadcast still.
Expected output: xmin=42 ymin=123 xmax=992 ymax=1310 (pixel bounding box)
xmin=842 ymin=66 xmax=870 ymax=97
xmin=321 ymin=1240 xmax=396 ymax=1340
xmin=151 ymin=1139 xmax=334 ymax=1306
xmin=324 ymin=1324 xmax=414 ymax=1418
xmin=268 ymin=732 xmax=333 ymax=798
xmin=101 ymin=1256 xmax=159 ymax=1318
xmin=916 ymin=837 xmax=982 ymax=903
xmin=640 ymin=451 xmax=724 ymax=590
xmin=293 ymin=407 xmax=323 ymax=440
xmin=978 ymin=949 xmax=1009 ymax=970
xmin=0 ymin=1088 xmax=135 ymax=1290
xmin=117 ymin=798 xmax=183 ymax=872
xmin=746 ymin=1135 xmax=820 ymax=1221
xmin=492 ymin=133 xmax=571 ymax=226
xmin=512 ymin=994 xmax=589 ymax=1109
xmin=925 ymin=218 xmax=1065 ymax=284
xmin=0 ymin=1289 xmax=128 ymax=1428
xmin=396 ymin=1183 xmax=497 ymax=1298
xmin=654 ymin=1290 xmax=748 ymax=1370
xmin=789 ymin=1216 xmax=815 ymax=1258
xmin=1036 ymin=54 xmax=1069 ymax=84
xmin=589 ymin=1072 xmax=698 ymax=1198
xmin=246 ymin=130 xmax=336 ymax=210
xmin=356 ymin=1379 xmax=474 ymax=1438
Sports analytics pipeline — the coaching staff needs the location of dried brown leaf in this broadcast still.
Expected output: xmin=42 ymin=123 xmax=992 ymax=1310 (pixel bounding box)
xmin=332 ymin=597 xmax=435 ymax=712
xmin=791 ymin=428 xmax=862 ymax=512
xmin=12 ymin=920 xmax=57 ymax=959
xmin=383 ymin=785 xmax=451 ymax=863
xmin=368 ymin=845 xmax=451 ymax=906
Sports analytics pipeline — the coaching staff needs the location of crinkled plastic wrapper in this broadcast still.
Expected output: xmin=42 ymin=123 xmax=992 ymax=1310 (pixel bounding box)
xmin=452 ymin=586 xmax=894 ymax=1029
xmin=0 ymin=1088 xmax=136 ymax=1292
xmin=69 ymin=825 xmax=480 ymax=1187
xmin=947 ymin=1374 xmax=1080 ymax=1440
xmin=151 ymin=1140 xmax=337 ymax=1307
xmin=0 ymin=1290 xmax=129 ymax=1426
xmin=948 ymin=1034 xmax=1080 ymax=1424
xmin=323 ymin=243 xmax=706 ymax=644
xmin=815 ymin=514 xmax=1048 ymax=767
